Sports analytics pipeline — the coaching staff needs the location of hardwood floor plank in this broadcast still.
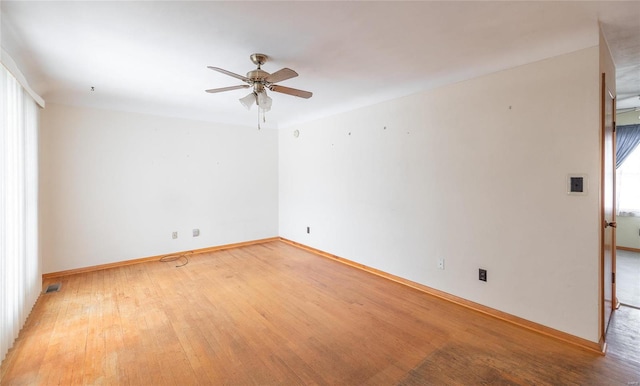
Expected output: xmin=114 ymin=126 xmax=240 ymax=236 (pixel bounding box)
xmin=1 ymin=241 xmax=639 ymax=384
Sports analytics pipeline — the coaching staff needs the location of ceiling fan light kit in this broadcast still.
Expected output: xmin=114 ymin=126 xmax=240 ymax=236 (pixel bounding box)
xmin=206 ymin=53 xmax=312 ymax=128
xmin=239 ymin=92 xmax=256 ymax=110
xmin=256 ymin=91 xmax=272 ymax=111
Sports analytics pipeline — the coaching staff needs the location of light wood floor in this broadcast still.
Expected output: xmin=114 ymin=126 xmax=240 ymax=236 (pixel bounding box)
xmin=617 ymin=249 xmax=640 ymax=308
xmin=2 ymin=241 xmax=639 ymax=384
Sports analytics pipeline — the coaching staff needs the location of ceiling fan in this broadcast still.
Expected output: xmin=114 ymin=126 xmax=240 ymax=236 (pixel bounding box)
xmin=206 ymin=53 xmax=312 ymax=114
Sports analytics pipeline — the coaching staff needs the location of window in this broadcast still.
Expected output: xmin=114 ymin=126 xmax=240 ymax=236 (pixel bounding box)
xmin=617 ymin=144 xmax=640 ymax=216
xmin=0 ymin=63 xmax=40 ymax=363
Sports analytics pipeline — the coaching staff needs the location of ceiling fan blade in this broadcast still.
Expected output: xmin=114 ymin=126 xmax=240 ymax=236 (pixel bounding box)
xmin=205 ymin=85 xmax=250 ymax=93
xmin=269 ymin=84 xmax=313 ymax=99
xmin=207 ymin=66 xmax=250 ymax=83
xmin=265 ymin=68 xmax=298 ymax=84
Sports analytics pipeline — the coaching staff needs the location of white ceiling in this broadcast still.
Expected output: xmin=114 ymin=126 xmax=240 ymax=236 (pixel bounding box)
xmin=2 ymin=1 xmax=640 ymax=128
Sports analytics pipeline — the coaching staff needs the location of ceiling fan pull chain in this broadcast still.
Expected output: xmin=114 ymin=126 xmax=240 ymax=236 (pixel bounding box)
xmin=257 ymin=108 xmax=261 ymax=130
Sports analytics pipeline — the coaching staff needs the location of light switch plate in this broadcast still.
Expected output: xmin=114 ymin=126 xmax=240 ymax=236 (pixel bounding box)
xmin=567 ymin=174 xmax=587 ymax=195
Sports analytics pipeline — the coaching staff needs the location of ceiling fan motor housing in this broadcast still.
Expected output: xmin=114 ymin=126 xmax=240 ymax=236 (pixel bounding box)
xmin=247 ymin=64 xmax=270 ymax=94
xmin=246 ymin=69 xmax=269 ymax=82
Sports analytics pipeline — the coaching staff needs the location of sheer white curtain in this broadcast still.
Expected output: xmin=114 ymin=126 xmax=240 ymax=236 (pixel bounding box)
xmin=617 ymin=145 xmax=640 ymax=217
xmin=616 ymin=124 xmax=640 ymax=217
xmin=0 ymin=64 xmax=41 ymax=363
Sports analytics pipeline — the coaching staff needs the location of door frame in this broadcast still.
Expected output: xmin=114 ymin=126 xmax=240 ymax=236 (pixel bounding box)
xmin=600 ymin=72 xmax=617 ymax=345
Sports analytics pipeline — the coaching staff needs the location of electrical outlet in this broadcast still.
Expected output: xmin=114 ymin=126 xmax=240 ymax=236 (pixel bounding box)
xmin=193 ymin=229 xmax=200 ymax=237
xmin=172 ymin=231 xmax=178 ymax=239
xmin=479 ymin=269 xmax=487 ymax=282
xmin=438 ymin=258 xmax=445 ymax=270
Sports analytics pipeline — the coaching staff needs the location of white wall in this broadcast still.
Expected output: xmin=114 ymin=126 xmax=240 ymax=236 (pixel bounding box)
xmin=279 ymin=47 xmax=601 ymax=342
xmin=617 ymin=216 xmax=640 ymax=249
xmin=40 ymin=104 xmax=278 ymax=273
xmin=617 ymin=110 xmax=640 ymax=126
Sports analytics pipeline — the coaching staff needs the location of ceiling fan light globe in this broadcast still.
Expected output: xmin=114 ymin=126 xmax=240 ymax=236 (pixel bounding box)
xmin=262 ymin=95 xmax=273 ymax=112
xmin=256 ymin=90 xmax=268 ymax=105
xmin=239 ymin=93 xmax=256 ymax=110
xmin=257 ymin=91 xmax=272 ymax=112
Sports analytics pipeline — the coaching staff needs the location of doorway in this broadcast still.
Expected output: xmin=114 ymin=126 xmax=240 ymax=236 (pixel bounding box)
xmin=614 ymin=115 xmax=640 ymax=309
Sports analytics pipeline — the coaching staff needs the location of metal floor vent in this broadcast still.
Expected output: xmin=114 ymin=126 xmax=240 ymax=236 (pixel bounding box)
xmin=44 ymin=283 xmax=61 ymax=294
